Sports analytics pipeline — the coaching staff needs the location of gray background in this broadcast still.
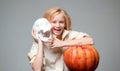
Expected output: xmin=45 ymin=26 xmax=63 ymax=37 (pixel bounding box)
xmin=0 ymin=0 xmax=120 ymax=71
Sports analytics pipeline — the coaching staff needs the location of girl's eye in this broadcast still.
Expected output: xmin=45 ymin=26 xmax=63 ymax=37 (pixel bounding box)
xmin=59 ymin=21 xmax=64 ymax=23
xmin=52 ymin=21 xmax=64 ymax=24
xmin=52 ymin=21 xmax=56 ymax=23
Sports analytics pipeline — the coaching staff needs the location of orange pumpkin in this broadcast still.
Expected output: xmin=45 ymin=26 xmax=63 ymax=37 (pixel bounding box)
xmin=64 ymin=45 xmax=99 ymax=71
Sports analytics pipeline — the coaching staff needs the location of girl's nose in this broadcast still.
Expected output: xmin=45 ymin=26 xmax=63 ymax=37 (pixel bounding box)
xmin=55 ymin=23 xmax=60 ymax=27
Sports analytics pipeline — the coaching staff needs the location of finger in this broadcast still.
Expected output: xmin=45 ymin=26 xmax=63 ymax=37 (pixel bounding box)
xmin=32 ymin=29 xmax=36 ymax=38
xmin=51 ymin=47 xmax=55 ymax=48
xmin=32 ymin=29 xmax=39 ymax=42
xmin=49 ymin=42 xmax=55 ymax=48
xmin=50 ymin=45 xmax=55 ymax=48
xmin=48 ymin=38 xmax=54 ymax=43
xmin=53 ymin=36 xmax=57 ymax=39
xmin=53 ymin=37 xmax=59 ymax=41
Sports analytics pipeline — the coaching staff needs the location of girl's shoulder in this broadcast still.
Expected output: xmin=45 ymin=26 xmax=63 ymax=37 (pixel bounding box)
xmin=62 ymin=30 xmax=89 ymax=40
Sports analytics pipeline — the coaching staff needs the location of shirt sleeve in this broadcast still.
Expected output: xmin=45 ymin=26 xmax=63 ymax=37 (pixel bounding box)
xmin=68 ymin=31 xmax=89 ymax=40
xmin=28 ymin=42 xmax=38 ymax=63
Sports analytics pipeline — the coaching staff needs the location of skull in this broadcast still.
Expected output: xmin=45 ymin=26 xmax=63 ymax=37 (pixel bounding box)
xmin=32 ymin=18 xmax=52 ymax=42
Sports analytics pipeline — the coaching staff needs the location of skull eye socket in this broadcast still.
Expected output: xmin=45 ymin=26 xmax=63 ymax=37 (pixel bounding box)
xmin=38 ymin=30 xmax=50 ymax=38
xmin=38 ymin=30 xmax=42 ymax=34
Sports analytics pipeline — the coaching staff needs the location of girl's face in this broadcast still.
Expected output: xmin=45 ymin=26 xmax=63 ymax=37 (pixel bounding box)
xmin=51 ymin=13 xmax=65 ymax=37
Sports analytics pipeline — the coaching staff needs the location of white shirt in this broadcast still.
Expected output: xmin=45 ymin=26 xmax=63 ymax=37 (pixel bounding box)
xmin=28 ymin=30 xmax=89 ymax=71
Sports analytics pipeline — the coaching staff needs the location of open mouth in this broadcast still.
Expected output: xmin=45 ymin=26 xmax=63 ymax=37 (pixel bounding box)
xmin=54 ymin=28 xmax=61 ymax=32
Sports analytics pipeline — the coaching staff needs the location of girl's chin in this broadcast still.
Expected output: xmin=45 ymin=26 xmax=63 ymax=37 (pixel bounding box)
xmin=53 ymin=31 xmax=62 ymax=36
xmin=54 ymin=33 xmax=61 ymax=36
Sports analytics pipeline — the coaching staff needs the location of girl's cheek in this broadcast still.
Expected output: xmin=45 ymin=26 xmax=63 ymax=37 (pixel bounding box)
xmin=51 ymin=23 xmax=54 ymax=28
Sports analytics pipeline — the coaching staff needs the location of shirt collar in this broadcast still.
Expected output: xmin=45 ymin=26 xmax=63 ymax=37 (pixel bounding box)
xmin=62 ymin=30 xmax=70 ymax=40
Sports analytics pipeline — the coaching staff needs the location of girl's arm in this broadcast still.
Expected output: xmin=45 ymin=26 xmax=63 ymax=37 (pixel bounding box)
xmin=51 ymin=36 xmax=94 ymax=48
xmin=64 ymin=36 xmax=94 ymax=46
xmin=32 ymin=40 xmax=43 ymax=71
xmin=31 ymin=29 xmax=43 ymax=71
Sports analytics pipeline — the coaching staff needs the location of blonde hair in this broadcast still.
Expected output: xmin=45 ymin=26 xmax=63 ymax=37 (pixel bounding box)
xmin=43 ymin=7 xmax=72 ymax=30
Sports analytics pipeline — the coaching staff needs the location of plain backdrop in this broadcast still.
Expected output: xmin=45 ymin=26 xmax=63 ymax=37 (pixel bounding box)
xmin=0 ymin=0 xmax=120 ymax=71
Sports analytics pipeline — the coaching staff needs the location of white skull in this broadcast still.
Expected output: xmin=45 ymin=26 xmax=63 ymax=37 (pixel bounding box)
xmin=32 ymin=18 xmax=52 ymax=42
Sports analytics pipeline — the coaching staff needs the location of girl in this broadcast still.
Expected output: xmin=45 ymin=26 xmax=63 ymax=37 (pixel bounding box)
xmin=28 ymin=7 xmax=94 ymax=71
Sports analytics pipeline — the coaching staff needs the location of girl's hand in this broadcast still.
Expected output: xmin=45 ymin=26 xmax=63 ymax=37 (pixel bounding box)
xmin=32 ymin=29 xmax=42 ymax=44
xmin=49 ymin=37 xmax=65 ymax=48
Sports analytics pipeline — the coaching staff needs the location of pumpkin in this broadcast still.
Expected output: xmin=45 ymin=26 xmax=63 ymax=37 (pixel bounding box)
xmin=63 ymin=45 xmax=99 ymax=71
